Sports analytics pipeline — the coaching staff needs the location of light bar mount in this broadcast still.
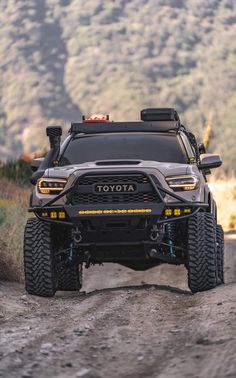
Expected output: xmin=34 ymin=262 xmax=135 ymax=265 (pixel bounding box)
xmin=70 ymin=120 xmax=181 ymax=135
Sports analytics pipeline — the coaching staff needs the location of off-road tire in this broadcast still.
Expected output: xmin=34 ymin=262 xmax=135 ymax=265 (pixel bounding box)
xmin=187 ymin=212 xmax=217 ymax=293
xmin=24 ymin=218 xmax=57 ymax=297
xmin=57 ymin=263 xmax=83 ymax=291
xmin=216 ymin=224 xmax=224 ymax=284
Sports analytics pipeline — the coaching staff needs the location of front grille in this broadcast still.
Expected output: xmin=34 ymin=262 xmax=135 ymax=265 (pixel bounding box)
xmin=78 ymin=174 xmax=148 ymax=185
xmin=70 ymin=173 xmax=160 ymax=205
xmin=72 ymin=192 xmax=159 ymax=204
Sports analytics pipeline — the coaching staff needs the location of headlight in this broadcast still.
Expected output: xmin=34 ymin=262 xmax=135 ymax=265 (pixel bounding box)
xmin=166 ymin=175 xmax=199 ymax=191
xmin=38 ymin=178 xmax=67 ymax=195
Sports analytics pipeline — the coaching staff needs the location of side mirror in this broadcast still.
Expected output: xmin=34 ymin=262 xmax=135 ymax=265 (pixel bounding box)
xmin=198 ymin=153 xmax=222 ymax=170
xmin=31 ymin=158 xmax=44 ymax=172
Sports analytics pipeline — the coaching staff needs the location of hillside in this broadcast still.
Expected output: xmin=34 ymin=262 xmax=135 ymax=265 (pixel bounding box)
xmin=0 ymin=0 xmax=235 ymax=171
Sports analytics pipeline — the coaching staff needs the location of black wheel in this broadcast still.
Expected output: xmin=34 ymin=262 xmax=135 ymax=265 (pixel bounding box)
xmin=57 ymin=263 xmax=83 ymax=291
xmin=216 ymin=224 xmax=224 ymax=284
xmin=24 ymin=218 xmax=57 ymax=297
xmin=187 ymin=212 xmax=217 ymax=293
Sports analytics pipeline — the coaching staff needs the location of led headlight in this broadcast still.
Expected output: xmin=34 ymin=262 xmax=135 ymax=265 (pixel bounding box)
xmin=166 ymin=175 xmax=199 ymax=191
xmin=38 ymin=178 xmax=67 ymax=195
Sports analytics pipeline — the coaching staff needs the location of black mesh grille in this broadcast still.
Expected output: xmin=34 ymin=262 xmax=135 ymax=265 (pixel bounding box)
xmin=78 ymin=174 xmax=148 ymax=185
xmin=72 ymin=192 xmax=159 ymax=204
xmin=70 ymin=173 xmax=160 ymax=205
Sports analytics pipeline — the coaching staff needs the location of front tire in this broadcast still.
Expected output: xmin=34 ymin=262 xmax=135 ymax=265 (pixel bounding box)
xmin=57 ymin=263 xmax=83 ymax=291
xmin=187 ymin=212 xmax=217 ymax=293
xmin=216 ymin=224 xmax=224 ymax=284
xmin=24 ymin=219 xmax=57 ymax=297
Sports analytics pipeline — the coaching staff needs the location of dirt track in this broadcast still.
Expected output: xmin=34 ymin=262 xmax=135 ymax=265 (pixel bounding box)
xmin=0 ymin=234 xmax=236 ymax=378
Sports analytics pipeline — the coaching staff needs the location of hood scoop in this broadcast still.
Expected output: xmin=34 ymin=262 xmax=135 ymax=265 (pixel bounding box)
xmin=95 ymin=160 xmax=141 ymax=165
xmin=95 ymin=160 xmax=141 ymax=166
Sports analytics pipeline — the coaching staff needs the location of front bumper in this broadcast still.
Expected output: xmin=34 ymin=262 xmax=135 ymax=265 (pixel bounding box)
xmin=29 ymin=172 xmax=210 ymax=267
xmin=30 ymin=202 xmax=208 ymax=226
xmin=29 ymin=172 xmax=208 ymax=225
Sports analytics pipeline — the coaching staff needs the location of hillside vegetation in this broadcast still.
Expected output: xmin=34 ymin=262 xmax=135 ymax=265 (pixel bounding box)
xmin=0 ymin=0 xmax=235 ymax=171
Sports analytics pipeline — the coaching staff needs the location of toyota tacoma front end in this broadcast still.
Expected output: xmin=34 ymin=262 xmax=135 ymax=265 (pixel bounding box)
xmin=24 ymin=109 xmax=224 ymax=297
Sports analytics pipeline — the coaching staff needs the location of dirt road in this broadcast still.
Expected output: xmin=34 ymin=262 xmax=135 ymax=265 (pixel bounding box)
xmin=0 ymin=234 xmax=236 ymax=378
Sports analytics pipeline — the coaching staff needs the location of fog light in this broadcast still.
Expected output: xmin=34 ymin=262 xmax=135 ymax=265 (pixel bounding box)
xmin=50 ymin=211 xmax=57 ymax=219
xmin=184 ymin=208 xmax=191 ymax=214
xmin=174 ymin=209 xmax=181 ymax=216
xmin=59 ymin=211 xmax=66 ymax=219
xmin=165 ymin=209 xmax=172 ymax=216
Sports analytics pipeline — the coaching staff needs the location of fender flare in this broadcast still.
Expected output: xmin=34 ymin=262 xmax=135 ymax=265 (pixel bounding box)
xmin=204 ymin=186 xmax=216 ymax=219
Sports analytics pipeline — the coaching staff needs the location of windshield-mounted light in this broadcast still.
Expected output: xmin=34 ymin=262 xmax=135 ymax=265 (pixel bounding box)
xmin=166 ymin=175 xmax=199 ymax=191
xmin=38 ymin=178 xmax=67 ymax=195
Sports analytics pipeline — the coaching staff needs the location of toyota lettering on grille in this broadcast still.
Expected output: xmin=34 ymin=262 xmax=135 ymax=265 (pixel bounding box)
xmin=95 ymin=183 xmax=137 ymax=193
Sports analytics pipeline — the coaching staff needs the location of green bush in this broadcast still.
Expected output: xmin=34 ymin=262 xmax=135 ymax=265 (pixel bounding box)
xmin=0 ymin=160 xmax=31 ymax=186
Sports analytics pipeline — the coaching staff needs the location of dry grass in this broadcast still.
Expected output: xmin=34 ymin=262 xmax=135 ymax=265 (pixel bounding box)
xmin=209 ymin=178 xmax=236 ymax=231
xmin=0 ymin=177 xmax=30 ymax=203
xmin=203 ymin=114 xmax=213 ymax=149
xmin=0 ymin=179 xmax=30 ymax=282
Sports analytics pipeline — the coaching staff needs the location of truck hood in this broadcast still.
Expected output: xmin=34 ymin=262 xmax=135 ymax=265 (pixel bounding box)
xmin=45 ymin=160 xmax=195 ymax=179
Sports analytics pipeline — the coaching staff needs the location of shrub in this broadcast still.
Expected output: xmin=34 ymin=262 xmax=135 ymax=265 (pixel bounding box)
xmin=0 ymin=179 xmax=30 ymax=282
xmin=0 ymin=160 xmax=31 ymax=186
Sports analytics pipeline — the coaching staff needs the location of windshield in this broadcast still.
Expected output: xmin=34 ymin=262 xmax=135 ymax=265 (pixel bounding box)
xmin=60 ymin=133 xmax=187 ymax=165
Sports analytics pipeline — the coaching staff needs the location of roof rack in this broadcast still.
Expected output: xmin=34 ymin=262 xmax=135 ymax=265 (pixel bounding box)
xmin=69 ymin=108 xmax=181 ymax=135
xmin=70 ymin=120 xmax=181 ymax=135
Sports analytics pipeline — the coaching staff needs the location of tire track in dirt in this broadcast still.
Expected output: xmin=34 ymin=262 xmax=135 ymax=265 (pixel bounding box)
xmin=0 ymin=234 xmax=235 ymax=378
